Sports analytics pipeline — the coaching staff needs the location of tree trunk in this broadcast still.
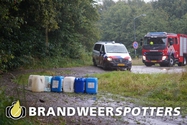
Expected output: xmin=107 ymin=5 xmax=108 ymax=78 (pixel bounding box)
xmin=45 ymin=26 xmax=49 ymax=54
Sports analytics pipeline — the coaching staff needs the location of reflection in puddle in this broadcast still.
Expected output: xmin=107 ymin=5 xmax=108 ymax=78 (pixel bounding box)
xmin=91 ymin=97 xmax=97 ymax=100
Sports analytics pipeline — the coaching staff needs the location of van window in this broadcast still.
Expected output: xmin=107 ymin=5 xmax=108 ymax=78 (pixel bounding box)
xmin=101 ymin=45 xmax=105 ymax=53
xmin=94 ymin=44 xmax=101 ymax=51
xmin=106 ymin=45 xmax=128 ymax=53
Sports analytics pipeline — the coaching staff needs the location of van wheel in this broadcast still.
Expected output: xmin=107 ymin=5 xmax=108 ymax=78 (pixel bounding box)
xmin=103 ymin=63 xmax=108 ymax=70
xmin=93 ymin=58 xmax=97 ymax=66
xmin=127 ymin=68 xmax=131 ymax=71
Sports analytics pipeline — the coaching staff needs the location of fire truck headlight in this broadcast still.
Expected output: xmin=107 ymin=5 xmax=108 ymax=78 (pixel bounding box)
xmin=162 ymin=56 xmax=167 ymax=60
xmin=142 ymin=56 xmax=146 ymax=60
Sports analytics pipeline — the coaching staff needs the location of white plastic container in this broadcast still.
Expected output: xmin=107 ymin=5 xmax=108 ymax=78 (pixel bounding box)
xmin=44 ymin=76 xmax=52 ymax=92
xmin=63 ymin=77 xmax=75 ymax=93
xmin=31 ymin=76 xmax=45 ymax=92
xmin=28 ymin=75 xmax=40 ymax=91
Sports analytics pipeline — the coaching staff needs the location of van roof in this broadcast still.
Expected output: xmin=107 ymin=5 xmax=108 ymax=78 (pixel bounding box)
xmin=95 ymin=41 xmax=124 ymax=45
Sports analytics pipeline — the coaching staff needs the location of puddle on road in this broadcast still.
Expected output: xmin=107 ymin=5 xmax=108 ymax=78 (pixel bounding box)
xmin=132 ymin=66 xmax=186 ymax=74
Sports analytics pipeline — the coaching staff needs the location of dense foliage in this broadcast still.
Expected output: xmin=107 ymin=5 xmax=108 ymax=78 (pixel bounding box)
xmin=0 ymin=0 xmax=99 ymax=71
xmin=1 ymin=0 xmax=187 ymax=70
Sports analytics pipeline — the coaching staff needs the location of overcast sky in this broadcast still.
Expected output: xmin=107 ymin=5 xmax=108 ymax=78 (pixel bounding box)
xmin=144 ymin=0 xmax=153 ymax=2
xmin=112 ymin=0 xmax=154 ymax=3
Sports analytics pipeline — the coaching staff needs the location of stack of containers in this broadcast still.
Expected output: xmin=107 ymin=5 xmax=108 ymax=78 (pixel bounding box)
xmin=51 ymin=76 xmax=64 ymax=92
xmin=74 ymin=78 xmax=86 ymax=93
xmin=63 ymin=76 xmax=75 ymax=93
xmin=28 ymin=75 xmax=98 ymax=94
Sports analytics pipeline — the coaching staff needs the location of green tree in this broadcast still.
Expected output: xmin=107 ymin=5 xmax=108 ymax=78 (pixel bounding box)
xmin=49 ymin=0 xmax=99 ymax=58
xmin=0 ymin=0 xmax=23 ymax=70
xmin=0 ymin=0 xmax=100 ymax=70
xmin=19 ymin=0 xmax=59 ymax=51
xmin=98 ymin=0 xmax=147 ymax=56
xmin=152 ymin=0 xmax=187 ymax=33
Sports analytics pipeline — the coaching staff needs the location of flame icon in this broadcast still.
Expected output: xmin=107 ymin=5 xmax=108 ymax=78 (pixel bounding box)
xmin=10 ymin=100 xmax=22 ymax=118
xmin=6 ymin=100 xmax=26 ymax=120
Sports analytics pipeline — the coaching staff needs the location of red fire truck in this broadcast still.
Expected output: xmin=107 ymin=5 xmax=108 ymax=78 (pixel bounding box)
xmin=141 ymin=32 xmax=187 ymax=67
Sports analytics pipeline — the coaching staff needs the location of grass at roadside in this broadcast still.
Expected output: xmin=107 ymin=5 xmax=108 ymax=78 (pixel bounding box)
xmin=21 ymin=53 xmax=93 ymax=70
xmin=132 ymin=57 xmax=144 ymax=65
xmin=13 ymin=71 xmax=56 ymax=85
xmin=94 ymin=71 xmax=187 ymax=115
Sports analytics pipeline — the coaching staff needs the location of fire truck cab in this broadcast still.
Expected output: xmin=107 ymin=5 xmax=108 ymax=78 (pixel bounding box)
xmin=141 ymin=32 xmax=187 ymax=67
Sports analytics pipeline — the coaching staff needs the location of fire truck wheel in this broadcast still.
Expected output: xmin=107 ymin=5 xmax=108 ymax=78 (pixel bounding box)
xmin=178 ymin=57 xmax=186 ymax=66
xmin=168 ymin=56 xmax=174 ymax=67
xmin=183 ymin=57 xmax=186 ymax=66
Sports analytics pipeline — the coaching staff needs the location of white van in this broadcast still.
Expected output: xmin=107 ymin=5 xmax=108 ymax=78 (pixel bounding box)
xmin=92 ymin=41 xmax=132 ymax=70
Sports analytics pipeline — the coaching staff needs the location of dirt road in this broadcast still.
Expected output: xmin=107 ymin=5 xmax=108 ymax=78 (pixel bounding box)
xmin=1 ymin=65 xmax=186 ymax=125
xmin=51 ymin=65 xmax=186 ymax=75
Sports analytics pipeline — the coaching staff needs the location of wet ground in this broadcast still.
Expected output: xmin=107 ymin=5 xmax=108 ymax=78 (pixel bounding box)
xmin=131 ymin=65 xmax=186 ymax=74
xmin=1 ymin=65 xmax=187 ymax=125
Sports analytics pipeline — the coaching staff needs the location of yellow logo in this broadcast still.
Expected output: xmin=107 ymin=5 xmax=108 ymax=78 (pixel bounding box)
xmin=6 ymin=100 xmax=26 ymax=120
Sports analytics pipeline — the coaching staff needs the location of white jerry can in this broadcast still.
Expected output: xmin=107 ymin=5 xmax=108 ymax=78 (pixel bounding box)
xmin=28 ymin=75 xmax=40 ymax=91
xmin=63 ymin=77 xmax=75 ymax=93
xmin=31 ymin=76 xmax=45 ymax=92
